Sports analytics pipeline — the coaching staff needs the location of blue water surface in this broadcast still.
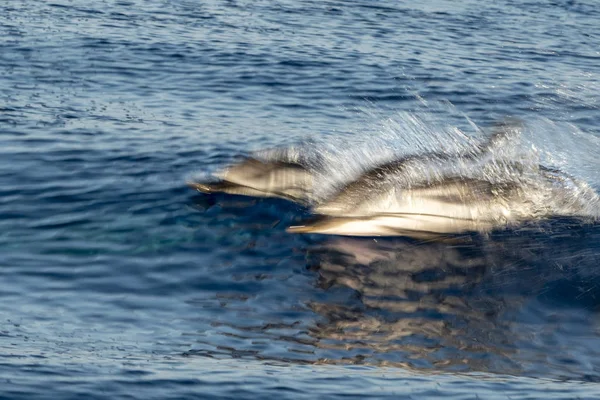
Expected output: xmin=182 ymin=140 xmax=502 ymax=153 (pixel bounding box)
xmin=2 ymin=0 xmax=600 ymax=398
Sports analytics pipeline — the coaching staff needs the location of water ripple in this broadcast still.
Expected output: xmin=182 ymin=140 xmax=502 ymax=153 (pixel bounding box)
xmin=2 ymin=0 xmax=600 ymax=398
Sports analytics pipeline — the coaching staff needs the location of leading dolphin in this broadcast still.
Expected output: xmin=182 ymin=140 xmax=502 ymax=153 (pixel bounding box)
xmin=288 ymin=168 xmax=598 ymax=237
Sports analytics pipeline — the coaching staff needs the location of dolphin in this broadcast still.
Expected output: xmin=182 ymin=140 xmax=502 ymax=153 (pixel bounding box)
xmin=312 ymin=121 xmax=522 ymax=216
xmin=188 ymin=122 xmax=518 ymax=203
xmin=288 ymin=178 xmax=533 ymax=236
xmin=288 ymin=163 xmax=600 ymax=237
xmin=288 ymin=177 xmax=550 ymax=238
xmin=188 ymin=122 xmax=599 ymax=238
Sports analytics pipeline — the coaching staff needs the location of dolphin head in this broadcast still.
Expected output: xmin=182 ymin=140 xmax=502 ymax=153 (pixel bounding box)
xmin=188 ymin=157 xmax=314 ymax=203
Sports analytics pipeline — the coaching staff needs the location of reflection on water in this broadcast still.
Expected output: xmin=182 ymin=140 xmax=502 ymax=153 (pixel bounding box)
xmin=186 ymin=193 xmax=600 ymax=380
xmin=304 ymin=222 xmax=600 ymax=376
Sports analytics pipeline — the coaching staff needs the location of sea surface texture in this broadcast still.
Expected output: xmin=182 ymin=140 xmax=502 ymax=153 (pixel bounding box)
xmin=2 ymin=0 xmax=600 ymax=398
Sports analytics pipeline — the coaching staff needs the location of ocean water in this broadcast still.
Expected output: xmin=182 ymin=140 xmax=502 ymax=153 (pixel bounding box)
xmin=2 ymin=0 xmax=600 ymax=398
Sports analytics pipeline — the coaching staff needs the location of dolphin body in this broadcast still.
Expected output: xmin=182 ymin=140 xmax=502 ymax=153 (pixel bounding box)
xmin=288 ymin=169 xmax=598 ymax=237
xmin=189 ymin=123 xmax=599 ymax=238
